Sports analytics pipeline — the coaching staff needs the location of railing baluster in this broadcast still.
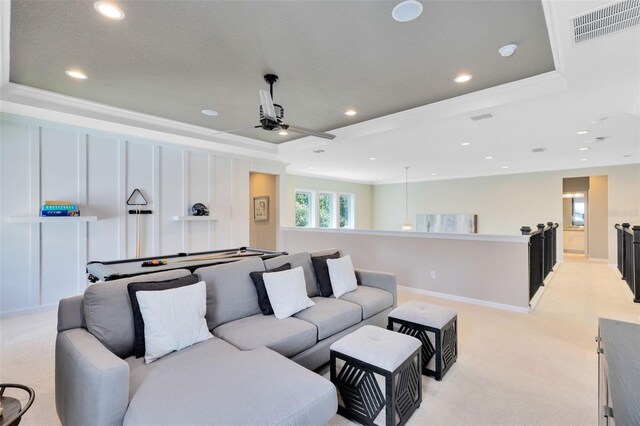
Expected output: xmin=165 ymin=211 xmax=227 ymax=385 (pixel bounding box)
xmin=614 ymin=223 xmax=639 ymax=303
xmin=633 ymin=226 xmax=640 ymax=303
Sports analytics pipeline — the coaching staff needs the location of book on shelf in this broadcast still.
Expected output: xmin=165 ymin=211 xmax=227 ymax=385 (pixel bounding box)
xmin=41 ymin=204 xmax=78 ymax=211
xmin=44 ymin=200 xmax=72 ymax=205
xmin=41 ymin=210 xmax=81 ymax=217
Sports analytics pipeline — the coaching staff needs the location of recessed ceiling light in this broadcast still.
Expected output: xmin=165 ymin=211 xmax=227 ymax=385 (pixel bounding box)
xmin=344 ymin=109 xmax=357 ymax=116
xmin=278 ymin=130 xmax=288 ymax=136
xmin=313 ymin=149 xmax=325 ymax=154
xmin=502 ymin=166 xmax=509 ymax=169
xmin=65 ymin=69 xmax=88 ymax=79
xmin=485 ymin=156 xmax=493 ymax=160
xmin=369 ymin=157 xmax=376 ymax=160
xmin=431 ymin=173 xmax=437 ymax=176
xmin=454 ymin=74 xmax=472 ymax=83
xmin=577 ymin=130 xmax=589 ymax=135
xmin=580 ymin=158 xmax=588 ymax=162
xmin=201 ymin=109 xmax=218 ymax=116
xmin=93 ymin=2 xmax=125 ymax=20
xmin=623 ymin=154 xmax=632 ymax=157
xmin=498 ymin=44 xmax=517 ymax=57
xmin=308 ymin=167 xmax=315 ymax=170
xmin=579 ymin=147 xmax=590 ymax=151
xmin=461 ymin=142 xmax=471 ymax=146
xmin=392 ymin=0 xmax=423 ymax=22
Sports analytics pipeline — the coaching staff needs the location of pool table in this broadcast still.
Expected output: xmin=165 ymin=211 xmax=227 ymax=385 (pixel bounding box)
xmin=86 ymin=247 xmax=287 ymax=282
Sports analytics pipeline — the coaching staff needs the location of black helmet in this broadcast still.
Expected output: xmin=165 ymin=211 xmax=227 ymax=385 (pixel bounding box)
xmin=191 ymin=203 xmax=209 ymax=216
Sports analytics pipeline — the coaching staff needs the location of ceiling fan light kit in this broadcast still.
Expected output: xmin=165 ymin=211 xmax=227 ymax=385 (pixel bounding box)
xmin=256 ymin=74 xmax=335 ymax=140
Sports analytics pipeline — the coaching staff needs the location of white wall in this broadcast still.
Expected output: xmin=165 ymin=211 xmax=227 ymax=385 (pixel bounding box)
xmin=0 ymin=114 xmax=284 ymax=315
xmin=373 ymin=164 xmax=640 ymax=264
xmin=282 ymin=228 xmax=530 ymax=311
xmin=284 ymin=174 xmax=373 ymax=229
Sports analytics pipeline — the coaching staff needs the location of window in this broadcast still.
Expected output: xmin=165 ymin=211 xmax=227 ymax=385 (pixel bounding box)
xmin=318 ymin=192 xmax=334 ymax=228
xmin=295 ymin=191 xmax=312 ymax=227
xmin=294 ymin=189 xmax=355 ymax=229
xmin=339 ymin=194 xmax=353 ymax=228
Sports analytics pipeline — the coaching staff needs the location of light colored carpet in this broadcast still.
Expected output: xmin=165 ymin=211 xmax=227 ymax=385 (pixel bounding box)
xmin=1 ymin=255 xmax=638 ymax=426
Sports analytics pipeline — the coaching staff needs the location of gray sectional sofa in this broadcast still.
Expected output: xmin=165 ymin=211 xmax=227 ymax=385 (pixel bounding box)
xmin=56 ymin=250 xmax=397 ymax=426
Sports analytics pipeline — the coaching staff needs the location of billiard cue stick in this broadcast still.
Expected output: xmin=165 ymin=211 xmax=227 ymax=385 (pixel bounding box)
xmin=135 ymin=206 xmax=141 ymax=258
xmin=166 ymin=251 xmax=261 ymax=264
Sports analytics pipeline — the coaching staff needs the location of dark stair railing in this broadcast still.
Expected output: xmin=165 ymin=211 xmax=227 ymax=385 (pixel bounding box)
xmin=521 ymin=222 xmax=559 ymax=302
xmin=614 ymin=223 xmax=640 ymax=303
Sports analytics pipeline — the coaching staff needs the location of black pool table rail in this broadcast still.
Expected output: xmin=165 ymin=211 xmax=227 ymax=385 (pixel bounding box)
xmin=86 ymin=247 xmax=287 ymax=282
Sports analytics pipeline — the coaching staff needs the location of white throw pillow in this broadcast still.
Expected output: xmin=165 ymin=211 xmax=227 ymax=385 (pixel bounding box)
xmin=263 ymin=266 xmax=316 ymax=319
xmin=136 ymin=281 xmax=212 ymax=364
xmin=327 ymin=255 xmax=358 ymax=299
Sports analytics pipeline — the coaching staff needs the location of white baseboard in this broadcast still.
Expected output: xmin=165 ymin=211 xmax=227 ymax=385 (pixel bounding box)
xmin=0 ymin=304 xmax=57 ymax=318
xmin=397 ymin=286 xmax=529 ymax=314
xmin=529 ymin=285 xmax=546 ymax=310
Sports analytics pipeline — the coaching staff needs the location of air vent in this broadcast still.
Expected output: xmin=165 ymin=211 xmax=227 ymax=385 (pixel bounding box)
xmin=572 ymin=0 xmax=640 ymax=44
xmin=470 ymin=113 xmax=494 ymax=121
xmin=586 ymin=136 xmax=609 ymax=143
xmin=531 ymin=147 xmax=547 ymax=153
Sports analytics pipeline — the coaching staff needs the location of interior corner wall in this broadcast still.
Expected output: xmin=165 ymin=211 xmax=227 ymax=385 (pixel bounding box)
xmin=249 ymin=172 xmax=277 ymax=250
xmin=0 ymin=114 xmax=271 ymax=315
xmin=372 ymin=164 xmax=640 ymax=265
xmin=588 ymin=175 xmax=608 ymax=260
xmin=284 ymin=175 xmax=373 ymax=229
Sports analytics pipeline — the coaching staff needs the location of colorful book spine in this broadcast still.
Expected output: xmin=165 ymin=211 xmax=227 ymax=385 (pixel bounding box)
xmin=44 ymin=200 xmax=72 ymax=205
xmin=41 ymin=210 xmax=81 ymax=217
xmin=42 ymin=204 xmax=78 ymax=211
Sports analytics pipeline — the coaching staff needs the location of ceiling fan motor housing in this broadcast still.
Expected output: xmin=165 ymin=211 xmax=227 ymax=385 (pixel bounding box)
xmin=259 ymin=104 xmax=284 ymax=131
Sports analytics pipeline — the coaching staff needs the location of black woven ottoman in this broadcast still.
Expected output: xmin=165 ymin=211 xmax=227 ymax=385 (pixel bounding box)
xmin=388 ymin=301 xmax=458 ymax=381
xmin=330 ymin=325 xmax=422 ymax=426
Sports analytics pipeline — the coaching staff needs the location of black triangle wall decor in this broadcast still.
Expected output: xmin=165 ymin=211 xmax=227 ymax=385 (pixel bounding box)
xmin=127 ymin=188 xmax=148 ymax=206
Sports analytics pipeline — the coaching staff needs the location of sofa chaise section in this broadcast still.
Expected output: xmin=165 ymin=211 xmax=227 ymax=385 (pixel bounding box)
xmin=124 ymin=338 xmax=336 ymax=426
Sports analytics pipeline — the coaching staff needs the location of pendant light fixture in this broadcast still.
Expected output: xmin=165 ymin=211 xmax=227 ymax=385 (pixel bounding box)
xmin=402 ymin=166 xmax=412 ymax=231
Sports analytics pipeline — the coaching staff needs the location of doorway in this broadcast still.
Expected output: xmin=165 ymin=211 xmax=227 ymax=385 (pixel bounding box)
xmin=562 ymin=176 xmax=608 ymax=261
xmin=249 ymin=172 xmax=278 ymax=250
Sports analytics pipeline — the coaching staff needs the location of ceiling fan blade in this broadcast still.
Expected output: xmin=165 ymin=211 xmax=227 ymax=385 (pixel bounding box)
xmin=259 ymin=89 xmax=277 ymax=120
xmin=209 ymin=125 xmax=256 ymax=136
xmin=283 ymin=124 xmax=336 ymax=140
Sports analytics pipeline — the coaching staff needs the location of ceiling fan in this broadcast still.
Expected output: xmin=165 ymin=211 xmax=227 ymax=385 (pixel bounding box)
xmin=255 ymin=74 xmax=336 ymax=140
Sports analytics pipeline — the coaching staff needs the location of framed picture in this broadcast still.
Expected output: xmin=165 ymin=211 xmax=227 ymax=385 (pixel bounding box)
xmin=253 ymin=196 xmax=269 ymax=221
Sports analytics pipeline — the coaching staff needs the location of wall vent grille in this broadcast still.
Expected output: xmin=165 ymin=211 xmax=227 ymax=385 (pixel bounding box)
xmin=572 ymin=0 xmax=640 ymax=44
xmin=470 ymin=113 xmax=494 ymax=121
xmin=586 ymin=136 xmax=609 ymax=144
xmin=531 ymin=147 xmax=547 ymax=153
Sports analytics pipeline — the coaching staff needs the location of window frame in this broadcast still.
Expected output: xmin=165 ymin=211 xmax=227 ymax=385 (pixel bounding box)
xmin=338 ymin=192 xmax=355 ymax=229
xmin=294 ymin=189 xmax=315 ymax=228
xmin=294 ymin=189 xmax=356 ymax=229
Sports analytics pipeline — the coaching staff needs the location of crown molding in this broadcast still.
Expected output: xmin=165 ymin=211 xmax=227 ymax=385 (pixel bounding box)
xmin=541 ymin=0 xmax=567 ymax=77
xmin=0 ymin=0 xmax=10 ymax=86
xmin=0 ymin=102 xmax=286 ymax=162
xmin=1 ymin=82 xmax=281 ymax=155
xmin=280 ymin=70 xmax=567 ymax=154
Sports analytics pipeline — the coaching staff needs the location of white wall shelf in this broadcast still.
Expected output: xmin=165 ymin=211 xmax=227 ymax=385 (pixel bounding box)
xmin=7 ymin=216 xmax=98 ymax=223
xmin=172 ymin=215 xmax=219 ymax=222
